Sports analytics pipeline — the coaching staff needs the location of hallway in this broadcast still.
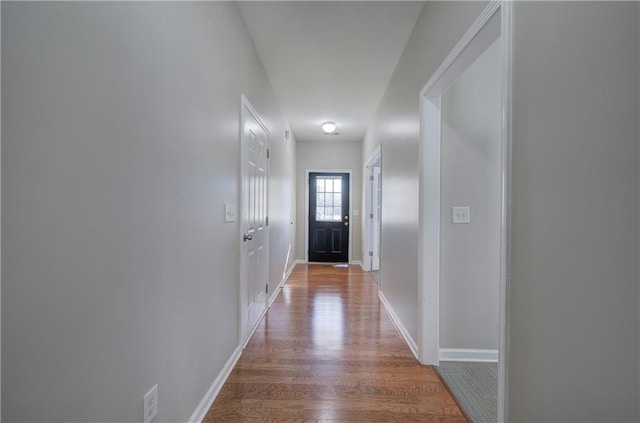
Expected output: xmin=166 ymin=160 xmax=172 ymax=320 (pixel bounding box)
xmin=204 ymin=265 xmax=467 ymax=422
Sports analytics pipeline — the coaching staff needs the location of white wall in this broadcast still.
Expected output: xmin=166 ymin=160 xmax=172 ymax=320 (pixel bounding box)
xmin=439 ymin=39 xmax=501 ymax=350
xmin=295 ymin=142 xmax=362 ymax=263
xmin=2 ymin=3 xmax=295 ymax=422
xmin=508 ymin=3 xmax=639 ymax=421
xmin=363 ymin=1 xmax=489 ymax=345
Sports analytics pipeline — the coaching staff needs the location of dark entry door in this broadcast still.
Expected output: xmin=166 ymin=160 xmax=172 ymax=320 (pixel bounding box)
xmin=309 ymin=172 xmax=349 ymax=262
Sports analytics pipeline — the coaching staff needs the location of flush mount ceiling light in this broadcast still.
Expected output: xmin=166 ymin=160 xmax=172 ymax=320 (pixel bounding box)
xmin=321 ymin=121 xmax=337 ymax=134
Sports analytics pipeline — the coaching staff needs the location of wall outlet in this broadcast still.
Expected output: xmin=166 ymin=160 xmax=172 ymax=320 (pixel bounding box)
xmin=143 ymin=384 xmax=158 ymax=423
xmin=452 ymin=206 xmax=470 ymax=224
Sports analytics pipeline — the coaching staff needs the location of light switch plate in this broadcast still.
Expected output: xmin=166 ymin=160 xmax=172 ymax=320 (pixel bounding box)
xmin=224 ymin=204 xmax=236 ymax=223
xmin=452 ymin=206 xmax=470 ymax=224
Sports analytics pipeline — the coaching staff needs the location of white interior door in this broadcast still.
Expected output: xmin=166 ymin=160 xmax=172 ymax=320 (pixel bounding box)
xmin=372 ymin=166 xmax=381 ymax=271
xmin=241 ymin=96 xmax=268 ymax=343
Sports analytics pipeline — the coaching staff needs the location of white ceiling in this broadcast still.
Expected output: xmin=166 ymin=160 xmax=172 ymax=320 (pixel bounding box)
xmin=238 ymin=1 xmax=424 ymax=143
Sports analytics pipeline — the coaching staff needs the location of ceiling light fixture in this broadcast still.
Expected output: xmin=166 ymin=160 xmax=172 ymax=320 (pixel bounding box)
xmin=321 ymin=121 xmax=337 ymax=134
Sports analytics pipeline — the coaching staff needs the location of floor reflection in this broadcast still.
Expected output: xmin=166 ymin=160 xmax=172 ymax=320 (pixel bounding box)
xmin=204 ymin=264 xmax=466 ymax=422
xmin=312 ymin=292 xmax=344 ymax=347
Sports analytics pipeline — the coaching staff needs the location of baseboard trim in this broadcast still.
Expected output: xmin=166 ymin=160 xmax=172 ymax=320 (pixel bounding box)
xmin=439 ymin=348 xmax=498 ymax=363
xmin=188 ymin=344 xmax=242 ymax=422
xmin=295 ymin=259 xmax=307 ymax=265
xmin=378 ymin=291 xmax=419 ymax=361
xmin=268 ymin=261 xmax=296 ymax=308
xmin=350 ymin=260 xmax=362 ymax=268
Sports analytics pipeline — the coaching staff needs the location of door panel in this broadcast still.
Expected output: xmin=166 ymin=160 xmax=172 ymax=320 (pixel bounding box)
xmin=308 ymin=172 xmax=349 ymax=262
xmin=241 ymin=98 xmax=268 ymax=342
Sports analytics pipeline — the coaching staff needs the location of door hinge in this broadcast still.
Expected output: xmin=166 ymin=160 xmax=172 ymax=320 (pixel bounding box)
xmin=369 ymin=251 xmax=373 ymax=257
xmin=266 ymin=283 xmax=269 ymax=294
xmin=266 ymin=216 xmax=269 ymax=226
xmin=266 ymin=148 xmax=270 ymax=159
xmin=369 ymin=213 xmax=374 ymax=219
xmin=369 ymin=175 xmax=374 ymax=181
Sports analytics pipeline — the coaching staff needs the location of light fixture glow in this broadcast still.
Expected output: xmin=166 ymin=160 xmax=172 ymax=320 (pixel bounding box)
xmin=321 ymin=121 xmax=337 ymax=134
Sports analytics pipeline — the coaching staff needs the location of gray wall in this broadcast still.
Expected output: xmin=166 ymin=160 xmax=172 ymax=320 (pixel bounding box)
xmin=508 ymin=2 xmax=639 ymax=421
xmin=365 ymin=1 xmax=639 ymax=421
xmin=2 ymin=3 xmax=296 ymax=422
xmin=295 ymin=142 xmax=362 ymax=263
xmin=440 ymin=39 xmax=501 ymax=350
xmin=362 ymin=1 xmax=489 ymax=345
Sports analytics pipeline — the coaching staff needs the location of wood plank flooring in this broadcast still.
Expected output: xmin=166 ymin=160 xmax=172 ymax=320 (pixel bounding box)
xmin=204 ymin=264 xmax=467 ymax=422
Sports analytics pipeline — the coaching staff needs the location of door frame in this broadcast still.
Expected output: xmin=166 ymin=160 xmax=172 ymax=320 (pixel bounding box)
xmin=304 ymin=169 xmax=353 ymax=264
xmin=417 ymin=1 xmax=511 ymax=421
xmin=362 ymin=146 xmax=381 ymax=273
xmin=239 ymin=94 xmax=270 ymax=346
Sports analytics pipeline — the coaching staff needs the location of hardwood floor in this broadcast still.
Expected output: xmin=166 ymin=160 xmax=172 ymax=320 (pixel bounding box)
xmin=204 ymin=264 xmax=467 ymax=423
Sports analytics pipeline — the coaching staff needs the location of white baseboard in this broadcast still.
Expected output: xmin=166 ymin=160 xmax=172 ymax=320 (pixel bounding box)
xmin=283 ymin=261 xmax=296 ymax=282
xmin=350 ymin=260 xmax=362 ymax=268
xmin=268 ymin=261 xmax=297 ymax=308
xmin=378 ymin=291 xmax=419 ymax=361
xmin=439 ymin=348 xmax=498 ymax=363
xmin=295 ymin=259 xmax=307 ymax=265
xmin=188 ymin=345 xmax=242 ymax=423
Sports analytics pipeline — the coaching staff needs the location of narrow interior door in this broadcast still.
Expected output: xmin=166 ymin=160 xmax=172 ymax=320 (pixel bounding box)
xmin=308 ymin=172 xmax=349 ymax=262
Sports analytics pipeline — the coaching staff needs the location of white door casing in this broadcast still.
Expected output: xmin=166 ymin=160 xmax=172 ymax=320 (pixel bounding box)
xmin=363 ymin=146 xmax=381 ymax=273
xmin=371 ymin=166 xmax=381 ymax=271
xmin=240 ymin=95 xmax=269 ymax=345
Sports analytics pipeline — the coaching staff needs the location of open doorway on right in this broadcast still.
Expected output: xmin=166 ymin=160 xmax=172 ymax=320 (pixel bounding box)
xmin=436 ymin=32 xmax=502 ymax=423
xmin=364 ymin=147 xmax=382 ymax=285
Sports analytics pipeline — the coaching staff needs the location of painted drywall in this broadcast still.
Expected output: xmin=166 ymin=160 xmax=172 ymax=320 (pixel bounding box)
xmin=508 ymin=2 xmax=639 ymax=421
xmin=2 ymin=2 xmax=295 ymax=422
xmin=439 ymin=38 xmax=501 ymax=350
xmin=362 ymin=1 xmax=489 ymax=345
xmin=295 ymin=142 xmax=362 ymax=263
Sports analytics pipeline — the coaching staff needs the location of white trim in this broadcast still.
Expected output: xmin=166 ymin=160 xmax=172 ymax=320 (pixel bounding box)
xmin=242 ymin=306 xmax=268 ymax=350
xmin=268 ymin=261 xmax=297 ymax=308
xmin=304 ymin=169 xmax=353 ymax=263
xmin=363 ymin=146 xmax=382 ymax=273
xmin=418 ymin=93 xmax=441 ymax=366
xmin=439 ymin=348 xmax=499 ymax=363
xmin=419 ymin=1 xmax=501 ymax=99
xmin=498 ymin=3 xmax=513 ymax=421
xmin=379 ymin=291 xmax=419 ymax=361
xmin=295 ymin=259 xmax=307 ymax=265
xmin=350 ymin=260 xmax=362 ymax=267
xmin=188 ymin=345 xmax=242 ymax=423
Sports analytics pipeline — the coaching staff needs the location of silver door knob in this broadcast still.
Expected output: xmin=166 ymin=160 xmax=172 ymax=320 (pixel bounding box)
xmin=344 ymin=222 xmax=349 ymax=226
xmin=243 ymin=234 xmax=253 ymax=241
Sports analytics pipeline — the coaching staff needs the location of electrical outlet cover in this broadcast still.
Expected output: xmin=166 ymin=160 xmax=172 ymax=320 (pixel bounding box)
xmin=452 ymin=206 xmax=470 ymax=224
xmin=144 ymin=384 xmax=158 ymax=423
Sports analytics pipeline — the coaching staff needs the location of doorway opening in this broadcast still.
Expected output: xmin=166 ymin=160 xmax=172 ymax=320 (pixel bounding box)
xmin=363 ymin=146 xmax=382 ymax=285
xmin=418 ymin=2 xmax=511 ymax=421
xmin=306 ymin=171 xmax=351 ymax=263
